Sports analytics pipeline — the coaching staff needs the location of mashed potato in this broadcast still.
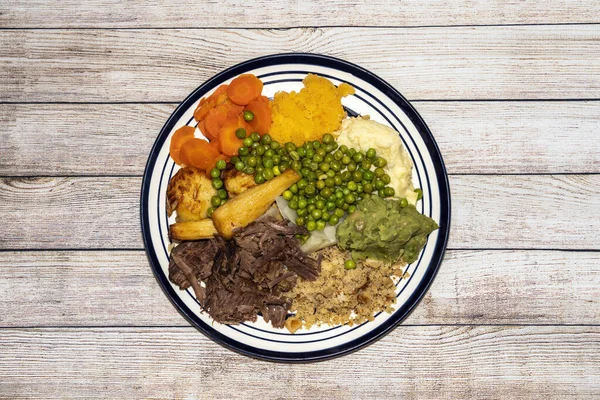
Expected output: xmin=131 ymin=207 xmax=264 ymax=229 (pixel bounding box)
xmin=334 ymin=117 xmax=418 ymax=204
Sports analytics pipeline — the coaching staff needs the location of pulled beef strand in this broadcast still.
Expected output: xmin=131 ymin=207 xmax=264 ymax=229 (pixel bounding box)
xmin=168 ymin=217 xmax=321 ymax=328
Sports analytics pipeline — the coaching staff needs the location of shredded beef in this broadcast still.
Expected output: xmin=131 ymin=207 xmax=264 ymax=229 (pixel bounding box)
xmin=167 ymin=217 xmax=321 ymax=328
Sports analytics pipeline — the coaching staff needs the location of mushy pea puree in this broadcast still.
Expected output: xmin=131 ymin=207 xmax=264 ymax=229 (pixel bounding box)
xmin=336 ymin=195 xmax=439 ymax=264
xmin=334 ymin=117 xmax=418 ymax=205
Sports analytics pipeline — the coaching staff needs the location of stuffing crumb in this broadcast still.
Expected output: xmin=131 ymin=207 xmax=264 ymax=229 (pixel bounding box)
xmin=286 ymin=246 xmax=407 ymax=331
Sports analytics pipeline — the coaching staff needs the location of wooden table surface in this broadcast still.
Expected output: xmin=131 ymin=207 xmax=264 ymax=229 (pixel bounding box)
xmin=1 ymin=2 xmax=599 ymax=399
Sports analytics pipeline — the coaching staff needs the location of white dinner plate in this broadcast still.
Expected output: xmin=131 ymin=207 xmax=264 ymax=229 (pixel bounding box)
xmin=141 ymin=53 xmax=451 ymax=362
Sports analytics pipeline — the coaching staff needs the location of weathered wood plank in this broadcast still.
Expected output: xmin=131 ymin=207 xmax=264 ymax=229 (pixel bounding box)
xmin=1 ymin=175 xmax=598 ymax=250
xmin=2 ymin=0 xmax=598 ymax=28
xmin=0 ymin=326 xmax=598 ymax=399
xmin=1 ymin=26 xmax=599 ymax=102
xmin=0 ymin=250 xmax=598 ymax=327
xmin=2 ymin=101 xmax=599 ymax=176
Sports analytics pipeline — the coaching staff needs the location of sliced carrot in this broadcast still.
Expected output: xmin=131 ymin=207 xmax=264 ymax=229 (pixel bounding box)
xmin=204 ymin=106 xmax=228 ymax=141
xmin=245 ymin=96 xmax=272 ymax=135
xmin=197 ymin=119 xmax=209 ymax=138
xmin=226 ymin=103 xmax=244 ymax=120
xmin=193 ymin=84 xmax=229 ymax=122
xmin=219 ymin=117 xmax=252 ymax=156
xmin=227 ymin=74 xmax=263 ymax=106
xmin=206 ymin=153 xmax=230 ymax=172
xmin=179 ymin=138 xmax=221 ymax=171
xmin=169 ymin=126 xmax=196 ymax=165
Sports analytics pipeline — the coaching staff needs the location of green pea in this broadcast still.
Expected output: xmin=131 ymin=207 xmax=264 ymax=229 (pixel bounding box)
xmin=341 ymin=171 xmax=352 ymax=182
xmin=285 ymin=142 xmax=297 ymax=153
xmin=281 ymin=190 xmax=293 ymax=201
xmin=345 ymin=194 xmax=356 ymax=204
xmin=352 ymin=152 xmax=363 ymax=163
xmin=306 ymin=221 xmax=317 ymax=231
xmin=335 ymin=190 xmax=344 ymax=199
xmin=366 ymin=148 xmax=377 ymax=160
xmin=289 ymin=184 xmax=298 ymax=194
xmin=342 ymin=187 xmax=350 ymax=196
xmin=263 ymin=168 xmax=274 ymax=181
xmin=326 ymin=170 xmax=335 ymax=178
xmin=374 ymin=167 xmax=385 ymax=178
xmin=316 ymin=180 xmax=326 ymax=190
xmin=305 ymin=184 xmax=316 ymax=196
xmin=313 ymin=154 xmax=323 ymax=163
xmin=400 ymin=198 xmax=408 ymax=208
xmin=316 ymin=148 xmax=326 ymax=158
xmin=315 ymin=200 xmax=326 ymax=210
xmin=341 ymin=155 xmax=351 ymax=165
xmin=345 ymin=259 xmax=357 ymax=270
xmin=243 ymin=111 xmax=254 ymax=122
xmin=312 ymin=141 xmax=321 ymax=149
xmin=210 ymin=168 xmax=221 ymax=179
xmin=212 ymin=178 xmax=224 ymax=189
xmin=378 ymin=189 xmax=386 ymax=197
xmin=236 ymin=128 xmax=247 ymax=139
xmin=251 ymin=132 xmax=261 ymax=142
xmin=272 ymin=154 xmax=281 ymax=165
xmin=324 ymin=154 xmax=334 ymax=163
xmin=374 ymin=179 xmax=385 ymax=190
xmin=325 ymin=143 xmax=337 ymax=153
xmin=348 ymin=205 xmax=356 ymax=214
xmin=363 ymin=170 xmax=374 ymax=182
xmin=235 ymin=161 xmax=245 ymax=171
xmin=297 ymin=179 xmax=308 ymax=190
xmin=255 ymin=146 xmax=265 ymax=156
xmin=347 ymin=162 xmax=357 ymax=172
xmin=415 ymin=188 xmax=423 ymax=200
xmin=238 ymin=147 xmax=249 ymax=156
xmin=307 ymin=204 xmax=316 ymax=213
xmin=243 ymin=166 xmax=254 ymax=175
xmin=361 ymin=160 xmax=372 ymax=171
xmin=263 ymin=158 xmax=274 ymax=169
xmin=363 ymin=183 xmax=374 ymax=194
xmin=335 ymin=197 xmax=345 ymax=208
xmin=347 ymin=148 xmax=356 ymax=157
xmin=321 ymin=211 xmax=330 ymax=222
xmin=333 ymin=150 xmax=343 ymax=161
xmin=215 ymin=159 xmax=226 ymax=170
xmin=342 ymin=203 xmax=350 ymax=211
xmin=289 ymin=199 xmax=299 ymax=210
xmin=217 ymin=189 xmax=227 ymax=199
xmin=297 ymin=147 xmax=306 ymax=158
xmin=251 ymin=142 xmax=260 ymax=149
xmin=329 ymin=214 xmax=339 ymax=225
xmin=211 ymin=196 xmax=221 ymax=207
xmin=334 ymin=175 xmax=343 ymax=186
xmin=256 ymin=165 xmax=264 ymax=174
xmin=322 ymin=133 xmax=334 ymax=144
xmin=254 ymin=173 xmax=265 ymax=184
xmin=330 ymin=160 xmax=341 ymax=172
xmin=307 ymin=197 xmax=316 ymax=205
xmin=296 ymin=216 xmax=306 ymax=227
xmin=326 ymin=201 xmax=336 ymax=211
xmin=264 ymin=149 xmax=275 ymax=158
xmin=335 ymin=208 xmax=345 ymax=218
xmin=381 ymin=174 xmax=391 ymax=185
xmin=206 ymin=207 xmax=215 ymax=217
xmin=298 ymin=198 xmax=308 ymax=209
xmin=352 ymin=171 xmax=363 ymax=182
xmin=375 ymin=157 xmax=387 ymax=168
xmin=347 ymin=181 xmax=357 ymax=192
xmin=320 ymin=187 xmax=333 ymax=199
xmin=316 ymin=220 xmax=326 ymax=231
xmin=307 ymin=172 xmax=317 ymax=182
xmin=276 ymin=147 xmax=285 ymax=155
xmin=384 ymin=187 xmax=395 ymax=197
xmin=246 ymin=156 xmax=257 ymax=167
xmin=291 ymin=160 xmax=302 ymax=171
xmin=305 ymin=149 xmax=315 ymax=159
xmin=297 ymin=207 xmax=308 ymax=217
xmin=320 ymin=163 xmax=330 ymax=173
xmin=273 ymin=165 xmax=281 ymax=176
xmin=230 ymin=156 xmax=240 ymax=164
xmin=339 ymin=144 xmax=348 ymax=154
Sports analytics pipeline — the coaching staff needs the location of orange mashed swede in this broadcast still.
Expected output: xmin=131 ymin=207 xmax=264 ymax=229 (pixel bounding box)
xmin=268 ymin=74 xmax=354 ymax=146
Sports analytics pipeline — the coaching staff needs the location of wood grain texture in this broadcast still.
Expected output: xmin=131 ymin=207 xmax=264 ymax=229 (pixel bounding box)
xmin=2 ymin=0 xmax=599 ymax=28
xmin=1 ymin=250 xmax=598 ymax=327
xmin=1 ymin=26 xmax=599 ymax=102
xmin=1 ymin=175 xmax=598 ymax=250
xmin=0 ymin=326 xmax=598 ymax=399
xmin=1 ymin=101 xmax=599 ymax=176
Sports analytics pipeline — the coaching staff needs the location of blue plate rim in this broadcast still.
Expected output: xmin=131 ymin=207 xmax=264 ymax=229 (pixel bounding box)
xmin=140 ymin=52 xmax=451 ymax=363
